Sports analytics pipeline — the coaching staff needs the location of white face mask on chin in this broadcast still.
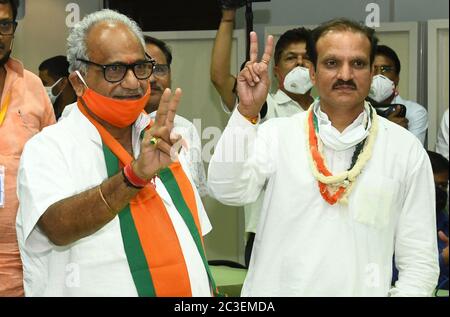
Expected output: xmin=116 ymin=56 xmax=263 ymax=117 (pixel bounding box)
xmin=45 ymin=77 xmax=64 ymax=104
xmin=319 ymin=123 xmax=369 ymax=151
xmin=369 ymin=74 xmax=395 ymax=103
xmin=283 ymin=66 xmax=313 ymax=95
xmin=314 ymin=104 xmax=370 ymax=152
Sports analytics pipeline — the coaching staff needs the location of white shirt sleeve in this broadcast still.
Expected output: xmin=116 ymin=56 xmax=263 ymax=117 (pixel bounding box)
xmin=194 ymin=180 xmax=212 ymax=237
xmin=174 ymin=121 xmax=209 ymax=198
xmin=389 ymin=144 xmax=440 ymax=297
xmin=188 ymin=124 xmax=209 ymax=197
xmin=220 ymin=96 xmax=239 ymax=115
xmin=16 ymin=134 xmax=75 ymax=253
xmin=207 ymin=108 xmax=276 ymax=206
xmin=404 ymin=100 xmax=428 ymax=145
xmin=436 ymin=108 xmax=449 ymax=160
xmin=177 ymin=154 xmax=211 ymax=237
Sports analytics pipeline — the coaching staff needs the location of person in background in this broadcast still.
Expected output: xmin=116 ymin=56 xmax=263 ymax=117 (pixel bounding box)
xmin=369 ymin=45 xmax=428 ymax=145
xmin=211 ymin=3 xmax=314 ymax=115
xmin=427 ymin=151 xmax=448 ymax=291
xmin=0 ymin=0 xmax=55 ymax=296
xmin=144 ymin=35 xmax=208 ymax=197
xmin=38 ymin=55 xmax=76 ymax=120
xmin=210 ymin=1 xmax=314 ymax=266
xmin=436 ymin=108 xmax=449 ymax=160
xmin=392 ymin=151 xmax=448 ymax=291
xmin=210 ymin=0 xmax=243 ymax=112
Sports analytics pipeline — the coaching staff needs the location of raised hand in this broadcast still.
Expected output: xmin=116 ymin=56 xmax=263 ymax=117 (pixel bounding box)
xmin=133 ymin=88 xmax=182 ymax=180
xmin=236 ymin=32 xmax=274 ymax=119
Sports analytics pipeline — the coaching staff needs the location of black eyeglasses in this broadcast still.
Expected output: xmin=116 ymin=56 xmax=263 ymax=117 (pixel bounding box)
xmin=152 ymin=64 xmax=170 ymax=78
xmin=0 ymin=20 xmax=17 ymax=36
xmin=76 ymin=58 xmax=156 ymax=83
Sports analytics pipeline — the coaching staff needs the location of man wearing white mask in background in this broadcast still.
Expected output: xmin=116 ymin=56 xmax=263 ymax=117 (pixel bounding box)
xmin=266 ymin=27 xmax=315 ymax=117
xmin=39 ymin=55 xmax=77 ymax=120
xmin=368 ymin=45 xmax=428 ymax=145
xmin=211 ymin=25 xmax=314 ymax=266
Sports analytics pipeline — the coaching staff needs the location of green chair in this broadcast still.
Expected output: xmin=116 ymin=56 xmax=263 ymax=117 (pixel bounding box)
xmin=209 ymin=260 xmax=248 ymax=297
xmin=434 ymin=289 xmax=449 ymax=297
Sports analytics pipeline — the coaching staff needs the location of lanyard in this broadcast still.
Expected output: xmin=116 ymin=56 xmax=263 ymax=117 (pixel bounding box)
xmin=0 ymin=92 xmax=11 ymax=126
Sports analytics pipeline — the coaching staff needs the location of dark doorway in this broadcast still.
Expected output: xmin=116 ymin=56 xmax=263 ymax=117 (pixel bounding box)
xmin=104 ymin=0 xmax=222 ymax=31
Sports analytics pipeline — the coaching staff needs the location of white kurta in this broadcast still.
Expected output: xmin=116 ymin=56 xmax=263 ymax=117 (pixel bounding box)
xmin=16 ymin=105 xmax=212 ymax=297
xmin=208 ymin=103 xmax=439 ymax=297
xmin=392 ymin=95 xmax=428 ymax=145
xmin=436 ymin=108 xmax=449 ymax=160
xmin=265 ymin=89 xmax=308 ymax=119
xmin=221 ymin=89 xmax=308 ymax=234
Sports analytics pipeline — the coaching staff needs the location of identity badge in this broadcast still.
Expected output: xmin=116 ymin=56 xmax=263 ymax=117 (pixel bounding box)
xmin=0 ymin=165 xmax=4 ymax=208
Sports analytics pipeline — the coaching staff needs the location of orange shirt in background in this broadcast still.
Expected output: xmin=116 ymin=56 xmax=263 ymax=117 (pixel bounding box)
xmin=0 ymin=57 xmax=55 ymax=296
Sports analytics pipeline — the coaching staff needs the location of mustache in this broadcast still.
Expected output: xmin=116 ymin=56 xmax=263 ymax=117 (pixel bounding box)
xmin=332 ymin=80 xmax=357 ymax=89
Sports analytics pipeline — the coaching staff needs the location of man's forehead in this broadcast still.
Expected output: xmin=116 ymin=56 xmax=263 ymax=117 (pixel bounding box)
xmin=39 ymin=69 xmax=54 ymax=84
xmin=318 ymin=30 xmax=369 ymax=46
xmin=374 ymin=54 xmax=395 ymax=66
xmin=0 ymin=3 xmax=13 ymax=19
xmin=317 ymin=31 xmax=370 ymax=58
xmin=145 ymin=44 xmax=167 ymax=64
xmin=282 ymin=42 xmax=307 ymax=55
xmin=86 ymin=22 xmax=145 ymax=64
xmin=435 ymin=170 xmax=449 ymax=178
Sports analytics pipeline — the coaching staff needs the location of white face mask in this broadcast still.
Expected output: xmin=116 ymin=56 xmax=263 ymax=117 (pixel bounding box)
xmin=369 ymin=74 xmax=395 ymax=103
xmin=283 ymin=66 xmax=313 ymax=95
xmin=45 ymin=77 xmax=64 ymax=104
xmin=319 ymin=123 xmax=369 ymax=151
xmin=314 ymin=103 xmax=370 ymax=151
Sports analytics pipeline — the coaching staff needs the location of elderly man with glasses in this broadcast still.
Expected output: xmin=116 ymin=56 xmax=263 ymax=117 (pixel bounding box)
xmin=0 ymin=0 xmax=55 ymax=296
xmin=16 ymin=9 xmax=216 ymax=297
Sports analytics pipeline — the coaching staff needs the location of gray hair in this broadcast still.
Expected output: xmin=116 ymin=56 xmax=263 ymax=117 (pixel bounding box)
xmin=67 ymin=9 xmax=146 ymax=74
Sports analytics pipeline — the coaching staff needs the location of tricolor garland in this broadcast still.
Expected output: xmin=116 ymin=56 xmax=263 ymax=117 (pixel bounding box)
xmin=305 ymin=103 xmax=378 ymax=205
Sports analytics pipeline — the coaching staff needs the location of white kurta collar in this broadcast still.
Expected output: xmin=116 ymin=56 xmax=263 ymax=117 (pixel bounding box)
xmin=273 ymin=89 xmax=298 ymax=106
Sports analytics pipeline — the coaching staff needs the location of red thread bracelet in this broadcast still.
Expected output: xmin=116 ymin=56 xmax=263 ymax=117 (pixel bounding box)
xmin=123 ymin=163 xmax=149 ymax=188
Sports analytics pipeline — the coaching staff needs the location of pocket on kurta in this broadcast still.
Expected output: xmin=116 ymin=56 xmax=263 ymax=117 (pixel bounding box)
xmin=351 ymin=174 xmax=400 ymax=229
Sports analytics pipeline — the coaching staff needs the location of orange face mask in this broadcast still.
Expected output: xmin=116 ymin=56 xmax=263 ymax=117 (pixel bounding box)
xmin=76 ymin=71 xmax=151 ymax=128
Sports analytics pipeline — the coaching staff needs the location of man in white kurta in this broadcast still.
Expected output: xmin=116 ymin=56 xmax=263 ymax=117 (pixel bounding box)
xmin=208 ymin=20 xmax=439 ymax=296
xmin=16 ymin=106 xmax=212 ymax=296
xmin=209 ymin=101 xmax=437 ymax=296
xmin=15 ymin=9 xmax=212 ymax=297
